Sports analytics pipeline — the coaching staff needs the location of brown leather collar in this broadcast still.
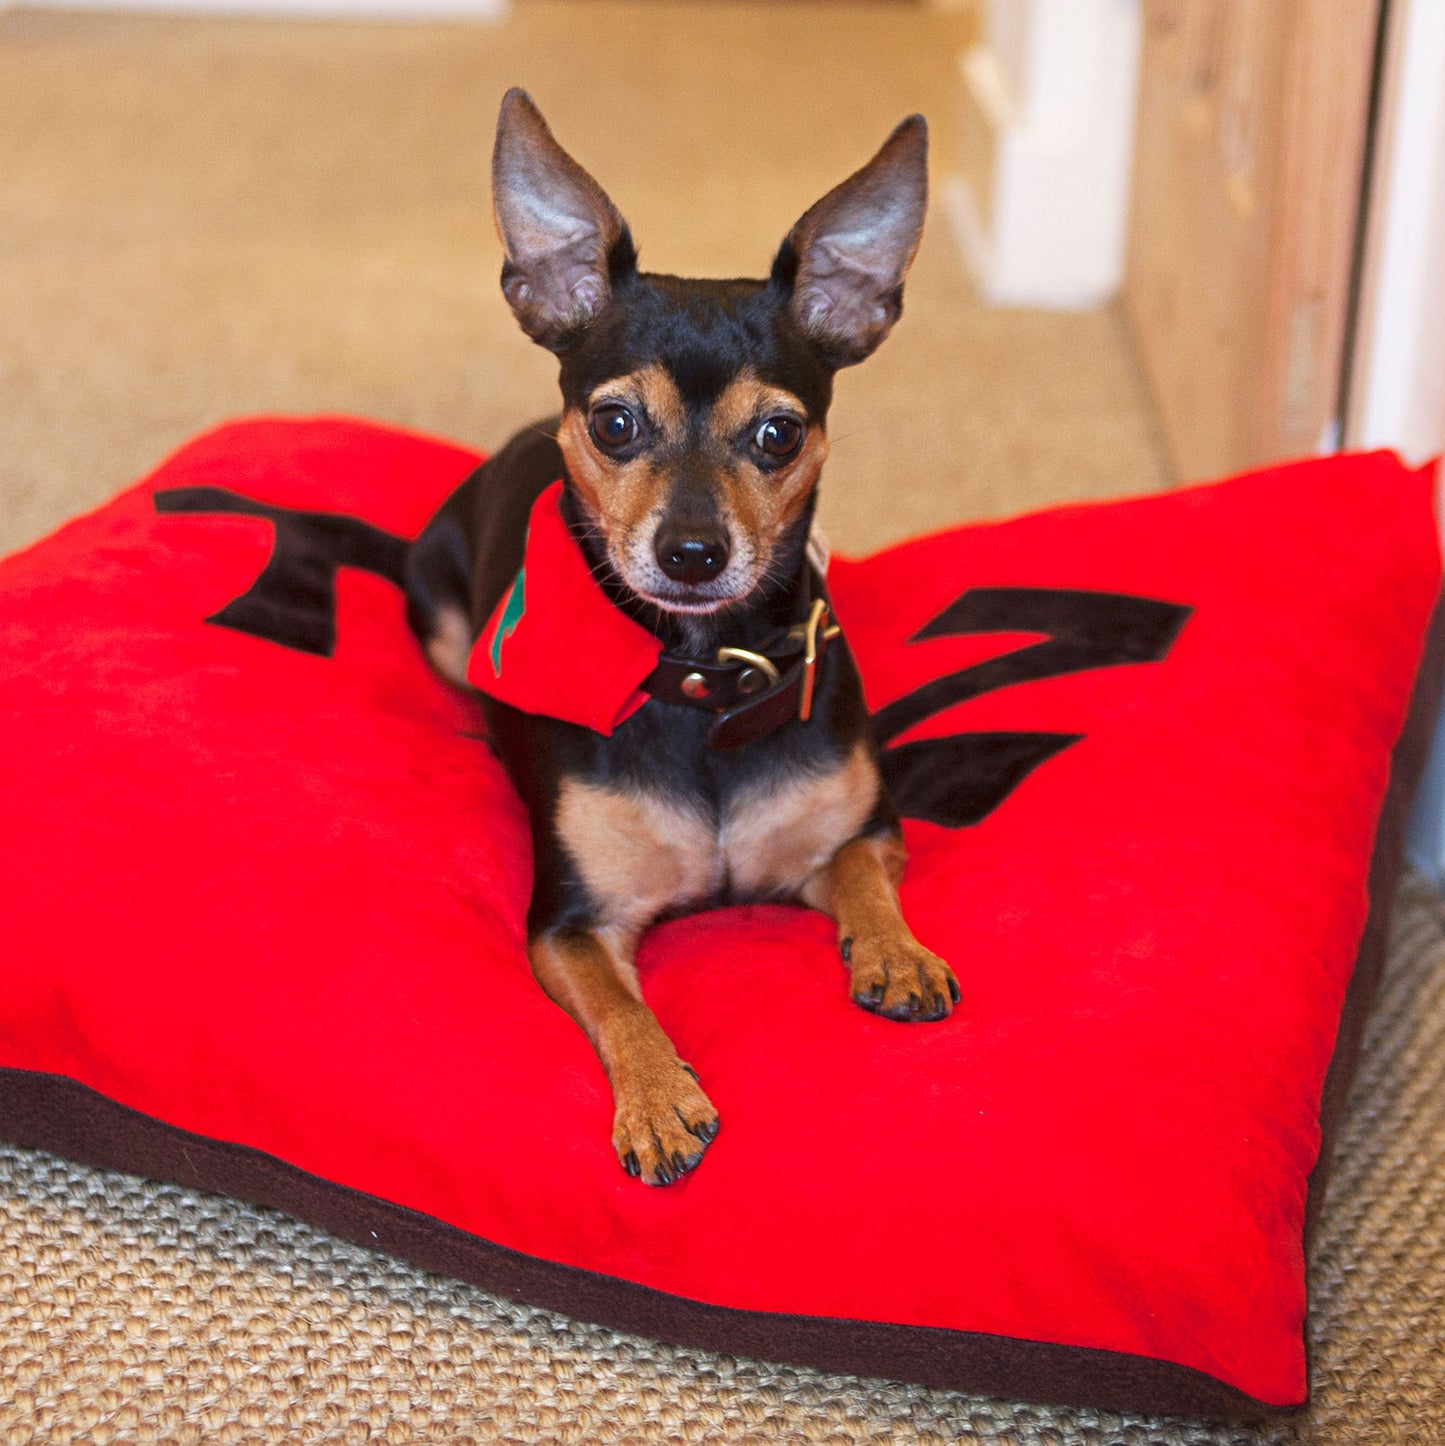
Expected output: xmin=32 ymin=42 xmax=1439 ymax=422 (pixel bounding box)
xmin=641 ymin=576 xmax=841 ymax=749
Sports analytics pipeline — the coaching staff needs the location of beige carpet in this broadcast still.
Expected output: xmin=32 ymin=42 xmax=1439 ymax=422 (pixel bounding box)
xmin=5 ymin=4 xmax=1441 ymax=1443
xmin=0 ymin=0 xmax=1168 ymax=564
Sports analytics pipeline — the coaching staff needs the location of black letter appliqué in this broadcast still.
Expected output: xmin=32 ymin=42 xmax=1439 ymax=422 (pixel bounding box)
xmin=154 ymin=487 xmax=409 ymax=657
xmin=876 ymin=587 xmax=1193 ymax=828
xmin=156 ymin=490 xmax=1191 ymax=828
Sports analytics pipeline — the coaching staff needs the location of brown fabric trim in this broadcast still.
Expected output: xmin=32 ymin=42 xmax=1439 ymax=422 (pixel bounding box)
xmin=1 ymin=598 xmax=1439 ymax=1422
xmin=0 ymin=1066 xmax=1263 ymax=1419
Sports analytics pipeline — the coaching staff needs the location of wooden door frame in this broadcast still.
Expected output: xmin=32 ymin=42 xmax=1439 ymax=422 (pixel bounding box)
xmin=1122 ymin=0 xmax=1382 ymax=481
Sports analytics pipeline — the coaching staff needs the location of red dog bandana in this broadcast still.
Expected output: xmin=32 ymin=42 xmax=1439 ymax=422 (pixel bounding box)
xmin=465 ymin=481 xmax=661 ymax=733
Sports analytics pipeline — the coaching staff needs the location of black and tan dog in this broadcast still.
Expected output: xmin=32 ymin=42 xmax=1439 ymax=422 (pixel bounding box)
xmin=406 ymin=90 xmax=957 ymax=1186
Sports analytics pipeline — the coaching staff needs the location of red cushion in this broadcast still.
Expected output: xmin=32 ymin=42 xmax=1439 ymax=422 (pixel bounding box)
xmin=1 ymin=418 xmax=1439 ymax=1417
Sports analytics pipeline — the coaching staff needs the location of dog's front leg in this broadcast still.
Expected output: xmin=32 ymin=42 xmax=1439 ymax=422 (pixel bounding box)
xmin=803 ymin=833 xmax=960 ymax=1022
xmin=530 ymin=926 xmax=720 ymax=1185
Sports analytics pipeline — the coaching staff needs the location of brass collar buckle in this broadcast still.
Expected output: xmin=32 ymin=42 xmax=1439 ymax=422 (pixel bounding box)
xmin=795 ymin=598 xmax=840 ymax=723
xmin=656 ymin=589 xmax=842 ymax=741
xmin=713 ymin=644 xmax=781 ymax=697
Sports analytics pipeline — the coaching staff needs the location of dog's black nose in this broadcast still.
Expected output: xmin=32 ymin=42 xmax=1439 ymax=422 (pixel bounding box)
xmin=655 ymin=529 xmax=730 ymax=585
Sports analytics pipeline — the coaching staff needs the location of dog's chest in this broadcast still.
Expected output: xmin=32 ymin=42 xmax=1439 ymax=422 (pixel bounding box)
xmin=554 ymin=743 xmax=879 ymax=928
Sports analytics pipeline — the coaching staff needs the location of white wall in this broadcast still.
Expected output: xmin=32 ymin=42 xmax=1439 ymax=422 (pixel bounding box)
xmin=1350 ymin=0 xmax=1445 ymax=468
xmin=946 ymin=0 xmax=1142 ymax=309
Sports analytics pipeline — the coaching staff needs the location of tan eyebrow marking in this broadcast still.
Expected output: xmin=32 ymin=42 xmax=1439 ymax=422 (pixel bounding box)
xmin=588 ymin=364 xmax=687 ymax=446
xmin=709 ymin=372 xmax=810 ymax=445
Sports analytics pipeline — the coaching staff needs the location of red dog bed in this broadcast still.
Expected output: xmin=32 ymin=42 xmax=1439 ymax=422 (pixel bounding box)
xmin=1 ymin=418 xmax=1439 ymax=1418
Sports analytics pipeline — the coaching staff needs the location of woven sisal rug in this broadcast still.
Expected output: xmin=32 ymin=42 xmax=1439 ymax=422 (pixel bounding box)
xmin=3 ymin=875 xmax=1443 ymax=1444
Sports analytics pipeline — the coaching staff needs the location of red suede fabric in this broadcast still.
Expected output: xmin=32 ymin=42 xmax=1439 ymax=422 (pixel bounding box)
xmin=468 ymin=480 xmax=656 ymax=732
xmin=0 ymin=418 xmax=1438 ymax=1408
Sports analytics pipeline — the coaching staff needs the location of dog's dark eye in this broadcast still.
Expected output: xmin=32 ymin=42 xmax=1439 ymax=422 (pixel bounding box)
xmin=753 ymin=414 xmax=804 ymax=462
xmin=589 ymin=404 xmax=639 ymax=453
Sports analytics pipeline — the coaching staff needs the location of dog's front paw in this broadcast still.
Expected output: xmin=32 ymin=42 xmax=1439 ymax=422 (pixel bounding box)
xmin=844 ymin=930 xmax=959 ymax=1023
xmin=612 ymin=1057 xmax=720 ymax=1186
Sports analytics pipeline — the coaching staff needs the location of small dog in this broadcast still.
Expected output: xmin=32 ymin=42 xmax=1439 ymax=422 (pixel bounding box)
xmin=406 ymin=90 xmax=957 ymax=1186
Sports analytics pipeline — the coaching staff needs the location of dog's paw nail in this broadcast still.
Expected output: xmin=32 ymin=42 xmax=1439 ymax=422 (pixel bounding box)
xmin=948 ymin=975 xmax=961 ymax=1004
xmin=908 ymin=991 xmax=921 ymax=1013
xmin=932 ymin=992 xmax=946 ymax=1017
xmin=623 ymin=1150 xmax=641 ymax=1179
xmin=840 ymin=936 xmax=853 ymax=963
xmin=853 ymin=981 xmax=884 ymax=1012
xmin=679 ymin=1062 xmax=700 ymax=1082
xmin=674 ymin=1103 xmax=718 ymax=1149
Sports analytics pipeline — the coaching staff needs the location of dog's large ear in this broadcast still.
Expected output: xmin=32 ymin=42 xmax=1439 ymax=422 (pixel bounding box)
xmin=776 ymin=116 xmax=928 ymax=367
xmin=491 ymin=89 xmax=630 ymax=351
